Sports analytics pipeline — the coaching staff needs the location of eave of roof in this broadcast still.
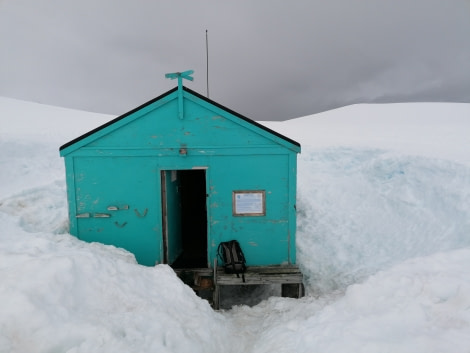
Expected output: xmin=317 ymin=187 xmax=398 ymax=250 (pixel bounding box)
xmin=59 ymin=86 xmax=300 ymax=152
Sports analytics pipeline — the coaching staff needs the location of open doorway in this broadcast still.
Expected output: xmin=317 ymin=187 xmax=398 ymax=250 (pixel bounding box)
xmin=161 ymin=169 xmax=208 ymax=268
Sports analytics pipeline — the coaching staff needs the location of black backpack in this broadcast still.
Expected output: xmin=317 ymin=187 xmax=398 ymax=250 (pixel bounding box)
xmin=217 ymin=240 xmax=246 ymax=282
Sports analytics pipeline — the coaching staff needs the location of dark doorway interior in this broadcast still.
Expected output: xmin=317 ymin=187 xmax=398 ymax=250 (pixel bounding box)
xmin=171 ymin=169 xmax=207 ymax=268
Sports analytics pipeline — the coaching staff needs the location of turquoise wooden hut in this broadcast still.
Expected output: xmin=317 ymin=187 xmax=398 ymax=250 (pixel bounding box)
xmin=59 ymin=74 xmax=301 ymax=283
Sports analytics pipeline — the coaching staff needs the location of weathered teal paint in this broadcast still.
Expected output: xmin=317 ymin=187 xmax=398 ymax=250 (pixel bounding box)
xmin=60 ymin=85 xmax=300 ymax=267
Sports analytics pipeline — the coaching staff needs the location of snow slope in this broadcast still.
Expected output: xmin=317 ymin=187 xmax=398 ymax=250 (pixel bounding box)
xmin=1 ymin=97 xmax=470 ymax=352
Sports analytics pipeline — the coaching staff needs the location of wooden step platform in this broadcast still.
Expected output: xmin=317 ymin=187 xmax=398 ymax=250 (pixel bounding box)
xmin=174 ymin=264 xmax=304 ymax=310
xmin=213 ymin=265 xmax=304 ymax=309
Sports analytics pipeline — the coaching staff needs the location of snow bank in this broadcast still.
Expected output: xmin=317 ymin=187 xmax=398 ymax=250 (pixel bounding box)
xmin=296 ymin=147 xmax=470 ymax=294
xmin=0 ymin=213 xmax=229 ymax=353
xmin=227 ymin=248 xmax=470 ymax=353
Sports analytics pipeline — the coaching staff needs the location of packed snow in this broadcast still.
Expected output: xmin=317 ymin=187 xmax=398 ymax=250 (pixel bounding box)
xmin=1 ymin=97 xmax=470 ymax=352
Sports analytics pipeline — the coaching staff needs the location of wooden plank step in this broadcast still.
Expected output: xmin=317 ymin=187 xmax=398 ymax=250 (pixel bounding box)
xmin=235 ymin=265 xmax=303 ymax=274
xmin=216 ymin=266 xmax=303 ymax=285
xmin=173 ymin=268 xmax=213 ymax=277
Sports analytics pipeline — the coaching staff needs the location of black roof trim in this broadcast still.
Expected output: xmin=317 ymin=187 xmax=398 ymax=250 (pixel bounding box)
xmin=60 ymin=86 xmax=300 ymax=151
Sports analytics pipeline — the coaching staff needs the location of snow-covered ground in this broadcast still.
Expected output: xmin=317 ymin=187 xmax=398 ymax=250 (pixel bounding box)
xmin=1 ymin=97 xmax=469 ymax=352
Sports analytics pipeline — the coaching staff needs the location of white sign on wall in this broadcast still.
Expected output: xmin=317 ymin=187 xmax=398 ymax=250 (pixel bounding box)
xmin=232 ymin=190 xmax=266 ymax=216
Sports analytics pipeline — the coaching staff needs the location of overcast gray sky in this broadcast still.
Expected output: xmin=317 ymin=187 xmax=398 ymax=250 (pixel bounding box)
xmin=1 ymin=0 xmax=469 ymax=120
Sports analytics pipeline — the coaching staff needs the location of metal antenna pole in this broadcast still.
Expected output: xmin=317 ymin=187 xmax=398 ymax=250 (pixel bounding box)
xmin=206 ymin=29 xmax=209 ymax=98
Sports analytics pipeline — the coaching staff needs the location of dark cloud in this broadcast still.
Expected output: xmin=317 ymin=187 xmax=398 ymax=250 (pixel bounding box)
xmin=1 ymin=0 xmax=469 ymax=120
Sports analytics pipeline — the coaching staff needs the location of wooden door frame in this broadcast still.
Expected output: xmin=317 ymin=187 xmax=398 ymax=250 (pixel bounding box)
xmin=160 ymin=170 xmax=169 ymax=264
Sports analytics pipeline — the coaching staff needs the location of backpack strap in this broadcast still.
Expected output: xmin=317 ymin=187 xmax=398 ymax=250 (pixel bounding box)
xmin=217 ymin=243 xmax=223 ymax=263
xmin=227 ymin=241 xmax=240 ymax=278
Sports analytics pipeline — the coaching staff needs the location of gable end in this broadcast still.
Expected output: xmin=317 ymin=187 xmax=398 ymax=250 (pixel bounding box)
xmin=59 ymin=86 xmax=300 ymax=155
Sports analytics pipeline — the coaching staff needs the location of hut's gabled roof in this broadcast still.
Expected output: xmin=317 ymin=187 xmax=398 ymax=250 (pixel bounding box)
xmin=60 ymin=86 xmax=300 ymax=155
